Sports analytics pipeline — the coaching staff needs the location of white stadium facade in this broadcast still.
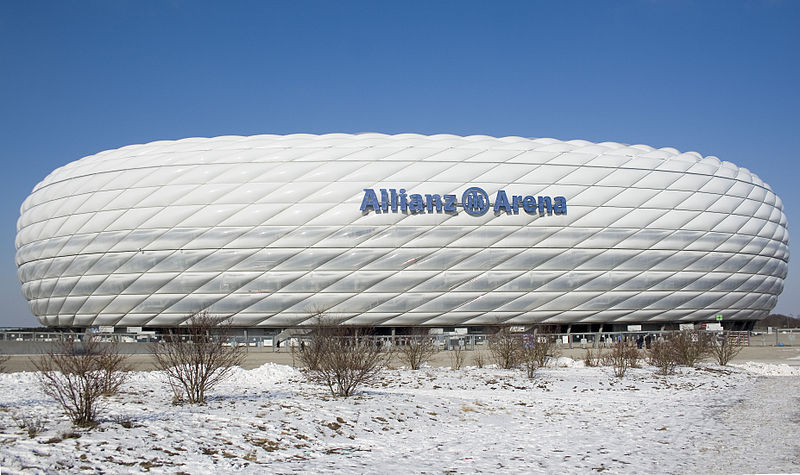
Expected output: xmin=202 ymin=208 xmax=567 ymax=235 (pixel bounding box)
xmin=15 ymin=133 xmax=789 ymax=332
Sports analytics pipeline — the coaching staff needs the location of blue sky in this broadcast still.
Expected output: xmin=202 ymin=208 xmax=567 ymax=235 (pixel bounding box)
xmin=0 ymin=0 xmax=797 ymax=326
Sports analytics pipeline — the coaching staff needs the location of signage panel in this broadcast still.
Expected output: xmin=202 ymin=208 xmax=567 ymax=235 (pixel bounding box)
xmin=360 ymin=187 xmax=567 ymax=216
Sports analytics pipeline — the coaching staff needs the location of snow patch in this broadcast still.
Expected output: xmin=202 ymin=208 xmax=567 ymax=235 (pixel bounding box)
xmin=0 ymin=362 xmax=797 ymax=473
xmin=552 ymin=356 xmax=582 ymax=368
xmin=730 ymin=361 xmax=800 ymax=376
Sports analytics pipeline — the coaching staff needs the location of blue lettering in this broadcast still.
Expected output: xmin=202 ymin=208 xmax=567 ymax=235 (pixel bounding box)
xmin=380 ymin=189 xmax=389 ymax=212
xmin=493 ymin=190 xmax=511 ymax=213
xmin=512 ymin=195 xmax=523 ymax=214
xmin=361 ymin=187 xmax=566 ymax=217
xmin=399 ymin=188 xmax=408 ymax=212
xmin=537 ymin=196 xmax=553 ymax=216
xmin=360 ymin=189 xmax=380 ymax=212
xmin=409 ymin=194 xmax=424 ymax=212
xmin=443 ymin=194 xmax=457 ymax=213
xmin=425 ymin=194 xmax=443 ymax=213
xmin=554 ymin=196 xmax=567 ymax=215
xmin=522 ymin=196 xmax=536 ymax=213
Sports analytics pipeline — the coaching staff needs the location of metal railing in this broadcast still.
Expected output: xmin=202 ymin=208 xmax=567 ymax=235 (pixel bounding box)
xmin=2 ymin=328 xmax=799 ymax=354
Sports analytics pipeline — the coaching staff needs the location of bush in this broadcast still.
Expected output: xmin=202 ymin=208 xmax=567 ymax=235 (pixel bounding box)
xmin=648 ymin=339 xmax=678 ymax=375
xmin=520 ymin=345 xmax=537 ymax=378
xmin=449 ymin=343 xmax=466 ymax=370
xmin=584 ymin=347 xmax=604 ymax=367
xmin=152 ymin=311 xmax=245 ymax=404
xmin=398 ymin=329 xmax=437 ymax=370
xmin=603 ymin=340 xmax=640 ymax=378
xmin=34 ymin=335 xmax=129 ymax=427
xmin=711 ymin=331 xmax=745 ymax=366
xmin=473 ymin=352 xmax=486 ymax=368
xmin=0 ymin=350 xmax=9 ymax=373
xmin=534 ymin=335 xmax=557 ymax=367
xmin=488 ymin=325 xmax=522 ymax=369
xmin=520 ymin=334 xmax=557 ymax=378
xmin=300 ymin=318 xmax=389 ymax=397
xmin=12 ymin=413 xmax=46 ymax=438
xmin=669 ymin=330 xmax=713 ymax=367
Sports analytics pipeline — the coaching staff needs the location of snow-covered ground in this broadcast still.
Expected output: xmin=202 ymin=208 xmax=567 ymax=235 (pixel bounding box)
xmin=1 ymin=360 xmax=798 ymax=474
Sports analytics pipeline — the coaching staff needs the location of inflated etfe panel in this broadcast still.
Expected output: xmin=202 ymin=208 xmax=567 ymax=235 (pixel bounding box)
xmin=16 ymin=134 xmax=789 ymax=327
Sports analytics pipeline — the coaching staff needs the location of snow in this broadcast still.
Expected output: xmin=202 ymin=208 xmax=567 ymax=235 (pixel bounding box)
xmin=730 ymin=361 xmax=800 ymax=376
xmin=1 ymin=361 xmax=798 ymax=474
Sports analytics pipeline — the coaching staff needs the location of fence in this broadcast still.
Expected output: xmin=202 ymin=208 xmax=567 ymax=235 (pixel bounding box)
xmin=2 ymin=328 xmax=799 ymax=355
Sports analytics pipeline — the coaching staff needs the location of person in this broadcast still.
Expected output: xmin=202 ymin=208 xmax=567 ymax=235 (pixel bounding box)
xmin=300 ymin=340 xmax=305 ymax=352
xmin=645 ymin=334 xmax=652 ymax=349
xmin=636 ymin=334 xmax=644 ymax=349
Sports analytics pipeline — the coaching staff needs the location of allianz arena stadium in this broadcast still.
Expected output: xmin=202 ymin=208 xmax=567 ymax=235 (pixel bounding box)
xmin=15 ymin=134 xmax=789 ymax=331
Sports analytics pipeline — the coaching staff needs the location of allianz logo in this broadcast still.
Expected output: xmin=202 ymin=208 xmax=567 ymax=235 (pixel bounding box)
xmin=360 ymin=187 xmax=567 ymax=217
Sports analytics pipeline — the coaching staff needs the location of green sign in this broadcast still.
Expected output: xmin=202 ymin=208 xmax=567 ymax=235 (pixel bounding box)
xmin=716 ymin=314 xmax=723 ymax=321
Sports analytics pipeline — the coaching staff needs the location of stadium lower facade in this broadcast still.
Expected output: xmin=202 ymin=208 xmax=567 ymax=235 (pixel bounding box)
xmin=15 ymin=134 xmax=789 ymax=332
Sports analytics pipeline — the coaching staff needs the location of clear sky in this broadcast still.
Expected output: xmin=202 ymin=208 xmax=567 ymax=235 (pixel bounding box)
xmin=0 ymin=0 xmax=797 ymax=327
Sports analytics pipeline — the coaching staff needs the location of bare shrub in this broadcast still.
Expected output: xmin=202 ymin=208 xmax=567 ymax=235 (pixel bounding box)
xmin=488 ymin=325 xmax=522 ymax=369
xmin=603 ymin=340 xmax=640 ymax=378
xmin=12 ymin=413 xmax=46 ymax=438
xmin=533 ymin=334 xmax=558 ymax=367
xmin=33 ymin=336 xmax=129 ymax=427
xmin=398 ymin=329 xmax=437 ymax=370
xmin=297 ymin=307 xmax=329 ymax=371
xmin=298 ymin=314 xmax=336 ymax=372
xmin=449 ymin=344 xmax=466 ymax=370
xmin=630 ymin=351 xmax=643 ymax=369
xmin=520 ymin=343 xmax=537 ymax=379
xmin=152 ymin=311 xmax=245 ymax=405
xmin=112 ymin=414 xmax=136 ymax=428
xmin=711 ymin=331 xmax=745 ymax=366
xmin=584 ymin=347 xmax=605 ymax=367
xmin=670 ymin=330 xmax=713 ymax=367
xmin=297 ymin=337 xmax=321 ymax=369
xmin=96 ymin=348 xmax=129 ymax=396
xmin=473 ymin=351 xmax=486 ymax=368
xmin=0 ymin=350 xmax=9 ymax=372
xmin=520 ymin=334 xmax=557 ymax=378
xmin=648 ymin=339 xmax=678 ymax=375
xmin=300 ymin=318 xmax=389 ymax=397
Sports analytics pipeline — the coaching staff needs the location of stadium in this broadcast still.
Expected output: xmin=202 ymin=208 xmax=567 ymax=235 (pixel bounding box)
xmin=15 ymin=133 xmax=789 ymax=332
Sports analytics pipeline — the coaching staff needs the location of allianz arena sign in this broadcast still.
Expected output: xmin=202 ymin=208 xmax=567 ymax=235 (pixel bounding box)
xmin=359 ymin=187 xmax=567 ymax=216
xmin=15 ymin=133 xmax=789 ymax=328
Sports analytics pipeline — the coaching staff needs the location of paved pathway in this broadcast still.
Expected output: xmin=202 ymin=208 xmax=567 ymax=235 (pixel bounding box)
xmin=2 ymin=345 xmax=800 ymax=373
